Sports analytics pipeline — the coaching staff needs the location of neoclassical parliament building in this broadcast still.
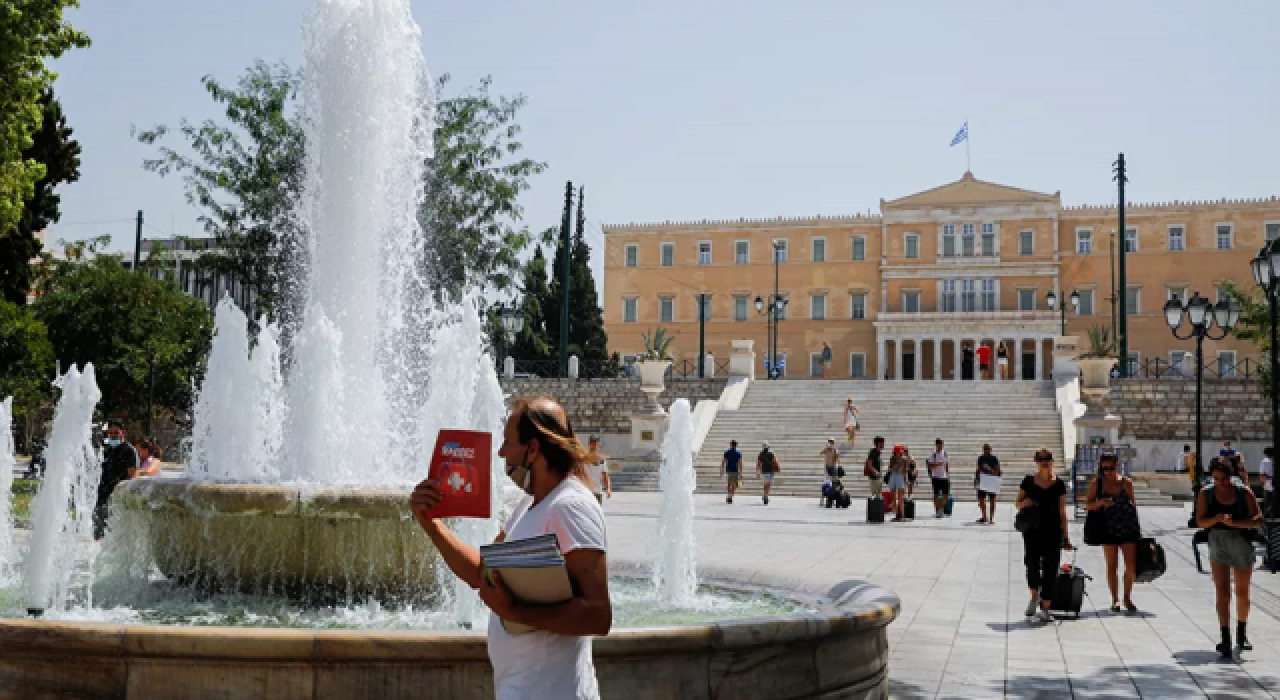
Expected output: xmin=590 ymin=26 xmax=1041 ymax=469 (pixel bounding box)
xmin=602 ymin=172 xmax=1280 ymax=380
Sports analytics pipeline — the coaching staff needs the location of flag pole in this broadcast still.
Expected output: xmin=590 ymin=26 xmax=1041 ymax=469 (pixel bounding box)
xmin=966 ymin=119 xmax=971 ymax=172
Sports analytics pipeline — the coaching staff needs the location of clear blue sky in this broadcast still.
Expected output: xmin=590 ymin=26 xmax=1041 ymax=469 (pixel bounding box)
xmin=47 ymin=0 xmax=1280 ymax=278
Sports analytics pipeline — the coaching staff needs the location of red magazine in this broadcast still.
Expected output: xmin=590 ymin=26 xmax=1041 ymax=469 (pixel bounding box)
xmin=425 ymin=429 xmax=492 ymax=519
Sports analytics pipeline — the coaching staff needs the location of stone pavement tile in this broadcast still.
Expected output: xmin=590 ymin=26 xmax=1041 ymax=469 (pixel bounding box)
xmin=889 ymin=676 xmax=940 ymax=700
xmin=933 ymin=679 xmax=1004 ymax=700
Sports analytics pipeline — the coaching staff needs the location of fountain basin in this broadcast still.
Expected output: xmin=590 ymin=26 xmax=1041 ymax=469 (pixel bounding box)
xmin=0 ymin=579 xmax=898 ymax=699
xmin=111 ymin=478 xmax=438 ymax=601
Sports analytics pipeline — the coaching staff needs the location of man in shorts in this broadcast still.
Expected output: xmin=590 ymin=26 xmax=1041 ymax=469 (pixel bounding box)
xmin=756 ymin=442 xmax=780 ymax=505
xmin=865 ymin=437 xmax=885 ymax=499
xmin=974 ymin=443 xmax=1002 ymax=524
xmin=928 ymin=438 xmax=950 ymax=518
xmin=720 ymin=440 xmax=743 ymax=504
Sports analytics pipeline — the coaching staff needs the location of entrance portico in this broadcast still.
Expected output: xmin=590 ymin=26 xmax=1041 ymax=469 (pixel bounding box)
xmin=874 ymin=311 xmax=1060 ymax=380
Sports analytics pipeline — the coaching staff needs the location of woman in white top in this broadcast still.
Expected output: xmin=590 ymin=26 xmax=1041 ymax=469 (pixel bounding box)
xmin=411 ymin=397 xmax=610 ymax=700
xmin=843 ymin=398 xmax=860 ymax=445
xmin=584 ymin=436 xmax=612 ymax=505
xmin=130 ymin=438 xmax=162 ymax=478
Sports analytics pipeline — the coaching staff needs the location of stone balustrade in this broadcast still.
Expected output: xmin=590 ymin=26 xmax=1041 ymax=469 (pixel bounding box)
xmin=1112 ymin=379 xmax=1270 ymax=441
xmin=498 ymin=378 xmax=727 ymax=434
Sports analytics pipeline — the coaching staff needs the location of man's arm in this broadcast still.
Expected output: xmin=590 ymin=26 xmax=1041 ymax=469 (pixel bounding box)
xmin=410 ymin=479 xmax=492 ymax=589
xmin=720 ymin=457 xmax=726 ymax=476
xmin=483 ymin=548 xmax=612 ymax=637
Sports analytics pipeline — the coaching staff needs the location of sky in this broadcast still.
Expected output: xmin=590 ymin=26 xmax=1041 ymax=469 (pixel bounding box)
xmin=44 ymin=0 xmax=1280 ymax=286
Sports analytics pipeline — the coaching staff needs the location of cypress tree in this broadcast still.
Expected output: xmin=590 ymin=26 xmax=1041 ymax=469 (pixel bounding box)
xmin=510 ymin=246 xmax=553 ymax=367
xmin=568 ymin=187 xmax=610 ymax=374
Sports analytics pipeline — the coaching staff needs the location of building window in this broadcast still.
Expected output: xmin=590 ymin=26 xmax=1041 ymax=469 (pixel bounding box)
xmin=1076 ymin=229 xmax=1092 ymax=254
xmin=1215 ymin=284 xmax=1230 ymax=304
xmin=905 ymin=234 xmax=919 ymax=259
xmin=1018 ymin=289 xmax=1035 ymax=311
xmin=1167 ymin=286 xmax=1188 ymax=304
xmin=852 ymin=235 xmax=866 ymax=261
xmin=903 ymin=291 xmax=920 ymax=313
xmin=810 ymin=294 xmax=826 ymax=320
xmin=1169 ymin=351 xmax=1188 ymax=377
xmin=1168 ymin=226 xmax=1185 ymax=252
xmin=697 ymin=241 xmax=711 ymax=265
xmin=773 ymin=239 xmax=788 ymax=263
xmin=733 ymin=295 xmax=748 ymax=321
xmin=624 ymin=244 xmax=638 ymax=267
xmin=1077 ymin=289 xmax=1094 ymax=316
xmin=1125 ymin=227 xmax=1138 ymax=253
xmin=660 ymin=297 xmax=674 ymax=322
xmin=696 ymin=295 xmax=711 ymax=321
xmin=980 ymin=279 xmax=996 ymax=311
xmin=961 ymin=224 xmax=975 ymax=256
xmin=981 ymin=223 xmax=995 ymax=256
xmin=941 ymin=280 xmax=957 ymax=312
xmin=1125 ymin=352 xmax=1141 ymax=378
xmin=660 ymin=242 xmax=674 ymax=267
xmin=961 ymin=279 xmax=976 ymax=312
xmin=849 ymin=292 xmax=866 ymax=320
xmin=1216 ymin=224 xmax=1233 ymax=250
xmin=623 ymin=298 xmax=638 ymax=322
xmin=1267 ymin=222 xmax=1280 ymax=243
xmin=1019 ymin=230 xmax=1033 ymax=255
xmin=734 ymin=240 xmax=749 ymax=265
xmin=812 ymin=237 xmax=826 ymax=262
xmin=1217 ymin=351 xmax=1237 ymax=378
xmin=942 ymin=224 xmax=956 ymax=257
xmin=849 ymin=353 xmax=866 ymax=378
xmin=775 ymin=295 xmax=788 ymax=320
xmin=1125 ymin=287 xmax=1140 ymax=315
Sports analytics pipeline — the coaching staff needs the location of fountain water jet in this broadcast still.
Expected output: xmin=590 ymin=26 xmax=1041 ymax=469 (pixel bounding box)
xmin=0 ymin=397 xmax=14 ymax=584
xmin=653 ymin=398 xmax=697 ymax=606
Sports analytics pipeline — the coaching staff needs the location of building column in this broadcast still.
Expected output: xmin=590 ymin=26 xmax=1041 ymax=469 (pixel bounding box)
xmin=1033 ymin=336 xmax=1043 ymax=381
xmin=1016 ymin=337 xmax=1026 ymax=381
xmin=911 ymin=339 xmax=921 ymax=381
xmin=878 ymin=337 xmax=887 ymax=380
xmin=953 ymin=338 xmax=962 ymax=381
xmin=933 ymin=338 xmax=942 ymax=381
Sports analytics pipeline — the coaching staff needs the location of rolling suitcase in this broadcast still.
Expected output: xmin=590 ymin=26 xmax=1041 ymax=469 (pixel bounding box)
xmin=867 ymin=497 xmax=884 ymax=523
xmin=1134 ymin=537 xmax=1167 ymax=583
xmin=1050 ymin=551 xmax=1089 ymax=618
xmin=943 ymin=494 xmax=954 ymax=516
xmin=903 ymin=499 xmax=916 ymax=520
xmin=1264 ymin=519 xmax=1280 ymax=574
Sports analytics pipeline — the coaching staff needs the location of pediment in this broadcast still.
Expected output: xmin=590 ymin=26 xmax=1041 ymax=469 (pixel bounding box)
xmin=882 ymin=172 xmax=1059 ymax=210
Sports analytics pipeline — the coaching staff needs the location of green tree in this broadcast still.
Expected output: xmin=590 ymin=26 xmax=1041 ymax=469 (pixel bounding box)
xmin=1227 ymin=281 xmax=1272 ymax=403
xmin=0 ymin=299 xmax=55 ymax=451
xmin=421 ymin=75 xmax=547 ymax=301
xmin=544 ymin=187 xmax=611 ymax=375
xmin=0 ymin=88 xmax=81 ymax=304
xmin=136 ymin=61 xmax=306 ymax=326
xmin=0 ymin=0 xmax=89 ymax=232
xmin=509 ymin=246 xmax=553 ymax=367
xmin=32 ymin=252 xmax=214 ymax=433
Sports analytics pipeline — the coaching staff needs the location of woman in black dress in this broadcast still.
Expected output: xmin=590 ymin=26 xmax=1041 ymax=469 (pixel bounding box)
xmin=1085 ymin=453 xmax=1141 ymax=612
xmin=1016 ymin=448 xmax=1072 ymax=622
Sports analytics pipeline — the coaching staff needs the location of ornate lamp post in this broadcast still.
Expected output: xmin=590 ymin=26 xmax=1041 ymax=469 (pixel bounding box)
xmin=1251 ymin=239 xmax=1280 ymax=463
xmin=1045 ymin=289 xmax=1080 ymax=336
xmin=1164 ymin=292 xmax=1240 ymax=493
xmin=498 ymin=306 xmax=524 ymax=371
xmin=753 ymin=241 xmax=789 ymax=380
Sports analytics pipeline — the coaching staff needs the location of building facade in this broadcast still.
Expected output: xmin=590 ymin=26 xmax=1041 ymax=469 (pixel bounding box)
xmin=603 ymin=172 xmax=1280 ymax=380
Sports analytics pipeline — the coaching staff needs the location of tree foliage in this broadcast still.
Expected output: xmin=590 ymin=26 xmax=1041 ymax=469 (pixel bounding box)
xmin=0 ymin=298 xmax=54 ymax=450
xmin=421 ymin=75 xmax=547 ymax=301
xmin=0 ymin=0 xmax=89 ymax=232
xmin=543 ymin=187 xmax=612 ymax=375
xmin=136 ymin=61 xmax=306 ymax=326
xmin=507 ymin=245 xmax=553 ymax=365
xmin=1227 ymin=281 xmax=1272 ymax=402
xmin=0 ymin=88 xmax=81 ymax=304
xmin=32 ymin=251 xmax=214 ymax=433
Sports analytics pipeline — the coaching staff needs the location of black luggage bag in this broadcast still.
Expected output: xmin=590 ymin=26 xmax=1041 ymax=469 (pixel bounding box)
xmin=1134 ymin=537 xmax=1167 ymax=583
xmin=1264 ymin=519 xmax=1280 ymax=574
xmin=867 ymin=497 xmax=884 ymax=523
xmin=903 ymin=499 xmax=916 ymax=520
xmin=1050 ymin=552 xmax=1089 ymax=618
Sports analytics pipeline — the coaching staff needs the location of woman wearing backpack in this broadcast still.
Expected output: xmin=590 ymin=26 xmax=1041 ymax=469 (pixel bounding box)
xmin=1196 ymin=458 xmax=1264 ymax=659
xmin=1084 ymin=453 xmax=1142 ymax=612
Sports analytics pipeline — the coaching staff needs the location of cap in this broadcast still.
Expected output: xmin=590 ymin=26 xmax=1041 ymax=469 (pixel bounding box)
xmin=892 ymin=444 xmax=904 ymax=454
xmin=762 ymin=441 xmax=770 ymax=449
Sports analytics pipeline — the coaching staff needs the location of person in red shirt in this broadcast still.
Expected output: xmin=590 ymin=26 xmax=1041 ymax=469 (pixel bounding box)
xmin=975 ymin=344 xmax=992 ymax=379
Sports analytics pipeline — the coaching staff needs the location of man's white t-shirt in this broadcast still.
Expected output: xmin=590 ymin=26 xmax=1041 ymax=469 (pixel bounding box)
xmin=1261 ymin=457 xmax=1274 ymax=492
xmin=583 ymin=458 xmax=608 ymax=496
xmin=487 ymin=476 xmax=608 ymax=700
xmin=1178 ymin=452 xmax=1191 ymax=473
xmin=929 ymin=450 xmax=949 ymax=480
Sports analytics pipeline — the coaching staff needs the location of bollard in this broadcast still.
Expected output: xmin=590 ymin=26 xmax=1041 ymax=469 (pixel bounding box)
xmin=568 ymin=355 xmax=579 ymax=379
xmin=503 ymin=356 xmax=515 ymax=379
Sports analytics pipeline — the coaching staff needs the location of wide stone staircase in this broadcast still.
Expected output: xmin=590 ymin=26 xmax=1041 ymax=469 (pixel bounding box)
xmin=692 ymin=380 xmax=1067 ymax=502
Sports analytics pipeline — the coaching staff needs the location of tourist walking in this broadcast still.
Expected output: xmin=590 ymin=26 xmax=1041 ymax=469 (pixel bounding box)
xmin=976 ymin=343 xmax=992 ymax=380
xmin=410 ymin=397 xmax=610 ymax=698
xmin=821 ymin=438 xmax=841 ymax=504
xmin=94 ymin=421 xmax=139 ymax=540
xmin=928 ymin=439 xmax=950 ymax=518
xmin=1085 ymin=452 xmax=1142 ymax=612
xmin=1016 ymin=449 xmax=1071 ymax=622
xmin=887 ymin=445 xmax=909 ymax=522
xmin=756 ymin=442 xmax=781 ymax=505
xmin=820 ymin=342 xmax=833 ymax=378
xmin=1220 ymin=440 xmax=1237 ymax=459
xmin=1196 ymin=458 xmax=1264 ymax=659
xmin=843 ymin=398 xmax=860 ymax=444
xmin=904 ymin=446 xmax=919 ymax=500
xmin=720 ymin=440 xmax=743 ymax=504
xmin=997 ymin=342 xmax=1010 ymax=379
xmin=132 ymin=438 xmax=163 ymax=478
xmin=865 ymin=437 xmax=885 ymax=498
xmin=975 ymin=444 xmax=1002 ymax=524
xmin=584 ymin=436 xmax=612 ymax=505
xmin=1260 ymin=447 xmax=1275 ymax=517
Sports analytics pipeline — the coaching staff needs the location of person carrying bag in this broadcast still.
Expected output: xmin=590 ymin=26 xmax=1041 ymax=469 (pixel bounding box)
xmin=1083 ymin=452 xmax=1144 ymax=613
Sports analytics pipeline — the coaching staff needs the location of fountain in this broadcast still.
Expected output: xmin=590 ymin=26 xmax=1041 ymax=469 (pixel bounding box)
xmin=0 ymin=0 xmax=899 ymax=696
xmin=653 ymin=398 xmax=697 ymax=606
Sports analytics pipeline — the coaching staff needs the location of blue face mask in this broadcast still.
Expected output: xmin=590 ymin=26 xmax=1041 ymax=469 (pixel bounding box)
xmin=107 ymin=438 xmax=121 ymax=447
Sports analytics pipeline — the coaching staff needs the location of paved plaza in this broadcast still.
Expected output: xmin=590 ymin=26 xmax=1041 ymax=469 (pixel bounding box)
xmin=606 ymin=492 xmax=1280 ymax=699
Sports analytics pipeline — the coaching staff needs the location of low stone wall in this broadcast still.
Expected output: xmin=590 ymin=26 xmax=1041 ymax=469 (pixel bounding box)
xmin=1112 ymin=379 xmax=1270 ymax=442
xmin=498 ymin=378 xmax=727 ymax=434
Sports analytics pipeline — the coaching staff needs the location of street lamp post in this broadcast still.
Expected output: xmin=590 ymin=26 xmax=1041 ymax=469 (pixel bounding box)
xmin=1164 ymin=292 xmax=1240 ymax=497
xmin=1251 ymin=239 xmax=1280 ymax=468
xmin=753 ymin=242 xmax=789 ymax=380
xmin=1045 ymin=289 xmax=1081 ymax=336
xmin=498 ymin=306 xmax=524 ymax=373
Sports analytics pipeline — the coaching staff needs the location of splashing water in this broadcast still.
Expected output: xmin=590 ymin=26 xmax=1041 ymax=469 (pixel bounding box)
xmin=653 ymin=399 xmax=698 ymax=606
xmin=0 ymin=396 xmax=14 ymax=584
xmin=23 ymin=365 xmax=101 ymax=613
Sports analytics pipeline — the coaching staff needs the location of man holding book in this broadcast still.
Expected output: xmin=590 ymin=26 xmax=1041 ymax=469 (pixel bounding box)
xmin=410 ymin=397 xmax=610 ymax=699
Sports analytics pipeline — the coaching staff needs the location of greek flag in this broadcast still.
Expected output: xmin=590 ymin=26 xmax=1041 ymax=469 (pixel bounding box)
xmin=950 ymin=122 xmax=968 ymax=147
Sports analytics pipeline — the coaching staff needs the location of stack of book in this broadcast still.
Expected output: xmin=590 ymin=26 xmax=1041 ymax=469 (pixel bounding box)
xmin=480 ymin=534 xmax=573 ymax=634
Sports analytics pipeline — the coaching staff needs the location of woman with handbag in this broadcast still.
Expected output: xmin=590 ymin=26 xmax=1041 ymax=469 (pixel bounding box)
xmin=1197 ymin=458 xmax=1264 ymax=659
xmin=1084 ymin=453 xmax=1141 ymax=612
xmin=1016 ymin=449 xmax=1072 ymax=622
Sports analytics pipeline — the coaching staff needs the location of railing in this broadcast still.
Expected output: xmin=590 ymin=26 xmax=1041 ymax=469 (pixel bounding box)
xmin=503 ymin=358 xmax=731 ymax=380
xmin=1128 ymin=357 xmax=1260 ymax=381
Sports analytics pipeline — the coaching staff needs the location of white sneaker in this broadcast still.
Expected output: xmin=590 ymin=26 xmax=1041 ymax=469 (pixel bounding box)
xmin=1024 ymin=596 xmax=1039 ymax=617
xmin=1035 ymin=609 xmax=1055 ymax=623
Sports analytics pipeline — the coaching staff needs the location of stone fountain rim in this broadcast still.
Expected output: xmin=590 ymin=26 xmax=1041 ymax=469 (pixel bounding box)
xmin=113 ymin=476 xmax=420 ymax=518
